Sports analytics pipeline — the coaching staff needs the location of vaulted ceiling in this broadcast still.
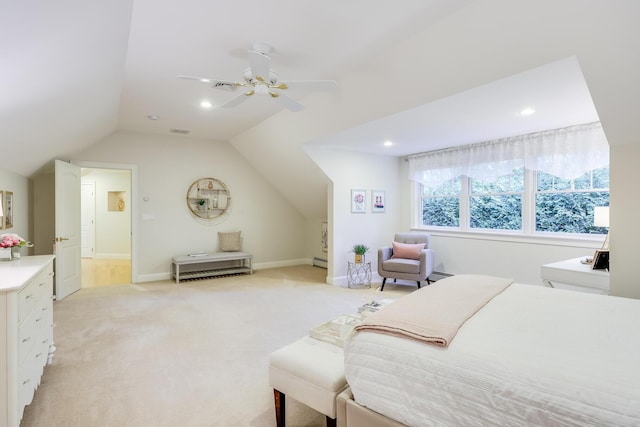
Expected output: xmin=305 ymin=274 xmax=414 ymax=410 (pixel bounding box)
xmin=2 ymin=1 xmax=639 ymax=219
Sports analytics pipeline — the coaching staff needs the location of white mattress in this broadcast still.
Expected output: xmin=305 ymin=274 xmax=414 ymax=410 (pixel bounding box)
xmin=344 ymin=283 xmax=640 ymax=427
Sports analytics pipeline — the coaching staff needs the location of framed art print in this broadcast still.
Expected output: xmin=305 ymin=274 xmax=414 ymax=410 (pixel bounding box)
xmin=4 ymin=191 xmax=13 ymax=229
xmin=351 ymin=189 xmax=366 ymax=213
xmin=0 ymin=191 xmax=4 ymax=229
xmin=372 ymin=190 xmax=385 ymax=213
xmin=592 ymin=249 xmax=609 ymax=271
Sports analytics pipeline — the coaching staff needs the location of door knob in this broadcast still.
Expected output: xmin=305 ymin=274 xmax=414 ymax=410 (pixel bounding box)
xmin=54 ymin=237 xmax=70 ymax=242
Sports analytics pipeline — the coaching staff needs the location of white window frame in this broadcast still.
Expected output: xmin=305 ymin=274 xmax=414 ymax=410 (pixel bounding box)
xmin=414 ymin=167 xmax=609 ymax=244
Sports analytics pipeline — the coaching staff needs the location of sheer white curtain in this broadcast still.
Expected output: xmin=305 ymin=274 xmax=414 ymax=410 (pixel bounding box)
xmin=408 ymin=122 xmax=609 ymax=188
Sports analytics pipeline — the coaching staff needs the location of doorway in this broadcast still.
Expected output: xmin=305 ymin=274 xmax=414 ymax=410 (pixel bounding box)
xmin=80 ymin=167 xmax=132 ymax=287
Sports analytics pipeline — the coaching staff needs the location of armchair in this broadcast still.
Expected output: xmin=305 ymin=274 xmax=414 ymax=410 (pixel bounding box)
xmin=377 ymin=232 xmax=434 ymax=291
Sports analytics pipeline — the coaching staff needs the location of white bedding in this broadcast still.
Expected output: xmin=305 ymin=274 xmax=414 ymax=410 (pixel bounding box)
xmin=344 ymin=283 xmax=640 ymax=427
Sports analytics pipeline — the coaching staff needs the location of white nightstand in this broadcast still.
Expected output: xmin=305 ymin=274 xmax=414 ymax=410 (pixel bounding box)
xmin=541 ymin=257 xmax=609 ymax=295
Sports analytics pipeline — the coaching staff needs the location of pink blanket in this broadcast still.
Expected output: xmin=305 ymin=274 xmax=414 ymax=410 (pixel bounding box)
xmin=354 ymin=275 xmax=513 ymax=347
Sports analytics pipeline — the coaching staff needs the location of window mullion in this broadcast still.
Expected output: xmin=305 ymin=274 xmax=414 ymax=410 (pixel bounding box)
xmin=460 ymin=176 xmax=470 ymax=231
xmin=523 ymin=169 xmax=536 ymax=234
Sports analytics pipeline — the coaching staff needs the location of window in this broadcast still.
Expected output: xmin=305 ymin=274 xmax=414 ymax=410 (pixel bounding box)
xmin=409 ymin=122 xmax=609 ymax=237
xmin=422 ymin=178 xmax=460 ymax=227
xmin=419 ymin=166 xmax=609 ymax=234
xmin=536 ymin=168 xmax=609 ymax=234
xmin=470 ymin=168 xmax=523 ymax=231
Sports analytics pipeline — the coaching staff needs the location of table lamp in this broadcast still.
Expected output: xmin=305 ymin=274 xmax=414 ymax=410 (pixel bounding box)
xmin=594 ymin=206 xmax=609 ymax=250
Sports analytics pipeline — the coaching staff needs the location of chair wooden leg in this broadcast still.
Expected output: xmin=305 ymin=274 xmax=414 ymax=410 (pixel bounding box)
xmin=326 ymin=415 xmax=337 ymax=427
xmin=417 ymin=281 xmax=421 ymax=288
xmin=426 ymin=277 xmax=431 ymax=285
xmin=381 ymin=277 xmax=387 ymax=291
xmin=274 ymin=389 xmax=285 ymax=427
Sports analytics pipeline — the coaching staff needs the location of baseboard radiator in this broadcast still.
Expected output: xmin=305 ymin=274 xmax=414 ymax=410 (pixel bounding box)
xmin=429 ymin=271 xmax=453 ymax=282
xmin=313 ymin=257 xmax=328 ymax=269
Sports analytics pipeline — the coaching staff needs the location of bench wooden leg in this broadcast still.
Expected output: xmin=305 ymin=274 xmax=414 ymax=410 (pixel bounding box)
xmin=326 ymin=415 xmax=336 ymax=427
xmin=274 ymin=389 xmax=285 ymax=427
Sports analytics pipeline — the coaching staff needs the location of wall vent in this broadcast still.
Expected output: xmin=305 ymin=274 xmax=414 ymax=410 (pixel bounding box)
xmin=213 ymin=82 xmax=236 ymax=92
xmin=429 ymin=271 xmax=453 ymax=282
xmin=313 ymin=257 xmax=328 ymax=269
xmin=169 ymin=128 xmax=190 ymax=134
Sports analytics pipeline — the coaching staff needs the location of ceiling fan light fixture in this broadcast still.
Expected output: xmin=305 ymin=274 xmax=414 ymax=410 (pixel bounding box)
xmin=180 ymin=43 xmax=336 ymax=112
xmin=254 ymin=84 xmax=269 ymax=96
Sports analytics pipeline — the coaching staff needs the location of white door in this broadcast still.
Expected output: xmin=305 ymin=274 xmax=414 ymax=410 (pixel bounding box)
xmin=54 ymin=160 xmax=82 ymax=300
xmin=81 ymin=182 xmax=95 ymax=258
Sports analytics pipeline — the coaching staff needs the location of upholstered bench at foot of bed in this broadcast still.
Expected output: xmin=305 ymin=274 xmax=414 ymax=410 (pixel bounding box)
xmin=269 ymin=336 xmax=347 ymax=427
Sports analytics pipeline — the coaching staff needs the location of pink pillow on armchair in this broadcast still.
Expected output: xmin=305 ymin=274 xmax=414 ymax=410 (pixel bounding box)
xmin=391 ymin=241 xmax=425 ymax=260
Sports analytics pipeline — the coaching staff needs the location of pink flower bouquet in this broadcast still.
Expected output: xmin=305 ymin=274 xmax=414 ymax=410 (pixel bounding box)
xmin=0 ymin=233 xmax=33 ymax=248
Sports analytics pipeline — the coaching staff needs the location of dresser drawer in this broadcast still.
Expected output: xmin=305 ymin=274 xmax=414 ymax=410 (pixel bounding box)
xmin=18 ymin=282 xmax=38 ymax=325
xmin=17 ymin=264 xmax=53 ymax=325
xmin=18 ymin=312 xmax=37 ymax=365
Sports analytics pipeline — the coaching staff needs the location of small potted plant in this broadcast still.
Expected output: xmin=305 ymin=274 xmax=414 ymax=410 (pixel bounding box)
xmin=351 ymin=244 xmax=369 ymax=263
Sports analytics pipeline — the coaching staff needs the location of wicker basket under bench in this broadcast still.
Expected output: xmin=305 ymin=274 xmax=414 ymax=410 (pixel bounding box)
xmin=171 ymin=252 xmax=253 ymax=284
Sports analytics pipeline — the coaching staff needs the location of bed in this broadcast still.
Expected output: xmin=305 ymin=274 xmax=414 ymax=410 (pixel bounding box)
xmin=341 ymin=275 xmax=640 ymax=427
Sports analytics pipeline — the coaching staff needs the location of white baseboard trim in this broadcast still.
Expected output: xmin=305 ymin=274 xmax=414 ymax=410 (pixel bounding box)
xmin=135 ymin=258 xmax=313 ymax=283
xmin=137 ymin=272 xmax=172 ymax=283
xmin=253 ymin=258 xmax=312 ymax=270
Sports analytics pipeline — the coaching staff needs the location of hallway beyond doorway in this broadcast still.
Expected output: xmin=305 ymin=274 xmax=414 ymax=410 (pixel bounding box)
xmin=81 ymin=258 xmax=131 ymax=287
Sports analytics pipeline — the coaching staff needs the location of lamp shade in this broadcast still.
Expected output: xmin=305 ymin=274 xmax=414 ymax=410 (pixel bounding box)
xmin=594 ymin=206 xmax=610 ymax=227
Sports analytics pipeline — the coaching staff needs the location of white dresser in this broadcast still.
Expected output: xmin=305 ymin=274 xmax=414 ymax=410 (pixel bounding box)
xmin=0 ymin=255 xmax=55 ymax=427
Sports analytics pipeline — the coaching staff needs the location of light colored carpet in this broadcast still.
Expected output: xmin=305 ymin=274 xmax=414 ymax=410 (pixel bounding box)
xmin=21 ymin=266 xmax=414 ymax=427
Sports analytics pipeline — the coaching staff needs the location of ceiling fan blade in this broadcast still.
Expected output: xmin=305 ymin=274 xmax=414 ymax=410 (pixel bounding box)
xmin=220 ymin=91 xmax=253 ymax=108
xmin=275 ymin=92 xmax=304 ymax=112
xmin=248 ymin=50 xmax=271 ymax=80
xmin=177 ymin=75 xmax=240 ymax=92
xmin=177 ymin=74 xmax=211 ymax=82
xmin=279 ymin=80 xmax=337 ymax=92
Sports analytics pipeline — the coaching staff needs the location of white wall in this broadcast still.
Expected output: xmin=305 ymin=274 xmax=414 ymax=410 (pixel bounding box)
xmin=71 ymin=131 xmax=308 ymax=281
xmin=307 ymin=145 xmax=604 ymax=287
xmin=306 ymin=147 xmax=402 ymax=285
xmin=610 ymin=144 xmax=640 ymax=298
xmin=425 ymin=234 xmax=601 ymax=286
xmin=0 ymin=168 xmax=31 ymax=251
xmin=81 ymin=169 xmax=131 ymax=258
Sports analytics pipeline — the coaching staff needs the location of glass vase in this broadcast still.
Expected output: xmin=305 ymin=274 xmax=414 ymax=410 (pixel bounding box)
xmin=11 ymin=246 xmax=21 ymax=259
xmin=1 ymin=247 xmax=13 ymax=261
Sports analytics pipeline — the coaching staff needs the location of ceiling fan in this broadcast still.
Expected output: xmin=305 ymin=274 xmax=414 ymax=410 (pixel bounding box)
xmin=178 ymin=43 xmax=337 ymax=112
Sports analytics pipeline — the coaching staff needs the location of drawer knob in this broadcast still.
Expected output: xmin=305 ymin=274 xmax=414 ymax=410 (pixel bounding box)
xmin=23 ymin=379 xmax=30 ymax=385
xmin=25 ymin=294 xmax=33 ymax=300
xmin=22 ymin=337 xmax=31 ymax=343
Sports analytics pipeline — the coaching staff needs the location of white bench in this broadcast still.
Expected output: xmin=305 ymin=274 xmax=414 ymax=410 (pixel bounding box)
xmin=171 ymin=252 xmax=253 ymax=284
xmin=269 ymin=336 xmax=347 ymax=427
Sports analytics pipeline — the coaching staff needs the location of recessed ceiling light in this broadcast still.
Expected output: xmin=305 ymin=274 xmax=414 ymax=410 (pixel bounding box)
xmin=520 ymin=107 xmax=536 ymax=116
xmin=384 ymin=140 xmax=394 ymax=147
xmin=200 ymin=100 xmax=212 ymax=108
xmin=200 ymin=78 xmax=211 ymax=83
xmin=147 ymin=115 xmax=160 ymax=120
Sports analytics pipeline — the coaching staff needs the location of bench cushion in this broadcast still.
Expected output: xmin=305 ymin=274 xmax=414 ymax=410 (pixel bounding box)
xmin=269 ymin=336 xmax=347 ymax=418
